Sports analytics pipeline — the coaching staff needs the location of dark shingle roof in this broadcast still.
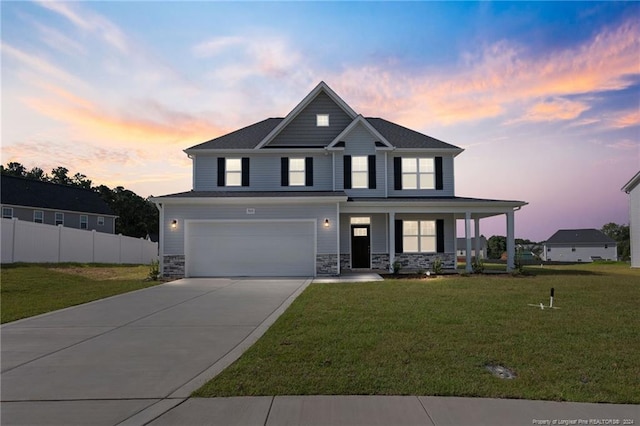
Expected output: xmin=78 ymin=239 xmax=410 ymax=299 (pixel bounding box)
xmin=545 ymin=229 xmax=616 ymax=245
xmin=365 ymin=118 xmax=460 ymax=150
xmin=186 ymin=117 xmax=460 ymax=151
xmin=154 ymin=190 xmax=347 ymax=199
xmin=188 ymin=118 xmax=282 ymax=150
xmin=1 ymin=175 xmax=115 ymax=216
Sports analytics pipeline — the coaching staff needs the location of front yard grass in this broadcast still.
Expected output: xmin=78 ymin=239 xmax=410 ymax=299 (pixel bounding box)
xmin=0 ymin=263 xmax=161 ymax=323
xmin=194 ymin=263 xmax=640 ymax=403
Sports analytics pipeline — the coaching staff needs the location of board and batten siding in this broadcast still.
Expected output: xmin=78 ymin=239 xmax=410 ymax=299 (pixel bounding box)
xmin=387 ymin=154 xmax=455 ymax=197
xmin=268 ymin=92 xmax=353 ymax=147
xmin=193 ymin=154 xmax=333 ymax=191
xmin=163 ymin=203 xmax=338 ymax=255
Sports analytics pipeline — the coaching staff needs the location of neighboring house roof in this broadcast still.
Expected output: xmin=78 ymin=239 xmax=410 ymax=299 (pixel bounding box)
xmin=456 ymin=236 xmax=487 ymax=247
xmin=622 ymin=170 xmax=640 ymax=193
xmin=544 ymin=229 xmax=616 ymax=245
xmin=153 ymin=190 xmax=347 ymax=199
xmin=1 ymin=175 xmax=115 ymax=216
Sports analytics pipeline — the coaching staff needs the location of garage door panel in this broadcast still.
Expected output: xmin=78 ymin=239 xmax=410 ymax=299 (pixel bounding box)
xmin=186 ymin=221 xmax=315 ymax=277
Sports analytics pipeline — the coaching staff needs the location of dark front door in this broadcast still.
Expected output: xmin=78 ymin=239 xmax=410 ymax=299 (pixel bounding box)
xmin=351 ymin=225 xmax=371 ymax=268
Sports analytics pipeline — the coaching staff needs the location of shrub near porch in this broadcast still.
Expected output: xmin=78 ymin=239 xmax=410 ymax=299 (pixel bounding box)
xmin=195 ymin=264 xmax=640 ymax=403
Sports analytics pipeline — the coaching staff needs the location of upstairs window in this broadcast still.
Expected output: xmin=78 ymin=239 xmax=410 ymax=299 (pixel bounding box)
xmin=55 ymin=212 xmax=64 ymax=226
xmin=34 ymin=210 xmax=44 ymax=223
xmin=402 ymin=220 xmax=437 ymax=253
xmin=80 ymin=215 xmax=88 ymax=229
xmin=316 ymin=114 xmax=329 ymax=127
xmin=401 ymin=158 xmax=434 ymax=189
xmin=2 ymin=207 xmax=13 ymax=219
xmin=281 ymin=157 xmax=313 ymax=187
xmin=351 ymin=156 xmax=369 ymax=189
xmin=98 ymin=216 xmax=105 ymax=226
xmin=217 ymin=157 xmax=250 ymax=187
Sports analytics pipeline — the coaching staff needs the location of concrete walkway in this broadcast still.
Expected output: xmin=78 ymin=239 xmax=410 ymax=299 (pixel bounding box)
xmin=1 ymin=277 xmax=312 ymax=425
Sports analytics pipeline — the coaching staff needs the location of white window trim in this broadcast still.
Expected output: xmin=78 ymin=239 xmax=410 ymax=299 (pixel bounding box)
xmin=289 ymin=158 xmax=306 ymax=186
xmin=33 ymin=210 xmax=44 ymax=223
xmin=225 ymin=158 xmax=242 ymax=187
xmin=316 ymin=114 xmax=329 ymax=127
xmin=402 ymin=220 xmax=437 ymax=253
xmin=55 ymin=212 xmax=64 ymax=226
xmin=351 ymin=156 xmax=368 ymax=189
xmin=98 ymin=216 xmax=105 ymax=226
xmin=401 ymin=157 xmax=435 ymax=190
xmin=80 ymin=215 xmax=88 ymax=229
xmin=2 ymin=207 xmax=13 ymax=219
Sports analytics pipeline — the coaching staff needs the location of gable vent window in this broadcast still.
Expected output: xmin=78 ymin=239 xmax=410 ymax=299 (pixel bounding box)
xmin=316 ymin=114 xmax=329 ymax=127
xmin=281 ymin=157 xmax=313 ymax=187
xmin=218 ymin=157 xmax=250 ymax=187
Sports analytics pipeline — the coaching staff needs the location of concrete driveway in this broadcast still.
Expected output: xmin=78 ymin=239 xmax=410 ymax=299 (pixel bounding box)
xmin=1 ymin=277 xmax=312 ymax=425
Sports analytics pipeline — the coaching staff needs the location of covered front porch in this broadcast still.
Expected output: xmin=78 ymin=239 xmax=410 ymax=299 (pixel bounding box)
xmin=337 ymin=197 xmax=527 ymax=274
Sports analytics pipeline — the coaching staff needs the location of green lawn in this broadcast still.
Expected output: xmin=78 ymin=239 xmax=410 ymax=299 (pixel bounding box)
xmin=194 ymin=263 xmax=640 ymax=403
xmin=0 ymin=263 xmax=162 ymax=323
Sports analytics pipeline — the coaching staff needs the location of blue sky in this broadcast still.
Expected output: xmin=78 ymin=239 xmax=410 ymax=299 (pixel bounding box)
xmin=2 ymin=1 xmax=638 ymax=241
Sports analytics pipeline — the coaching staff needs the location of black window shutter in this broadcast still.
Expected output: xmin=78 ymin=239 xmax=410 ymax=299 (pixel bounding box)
xmin=241 ymin=157 xmax=250 ymax=187
xmin=305 ymin=157 xmax=313 ymax=187
xmin=281 ymin=157 xmax=289 ymax=186
xmin=343 ymin=155 xmax=352 ymax=189
xmin=217 ymin=158 xmax=225 ymax=187
xmin=394 ymin=157 xmax=402 ymax=190
xmin=436 ymin=219 xmax=445 ymax=253
xmin=368 ymin=155 xmax=376 ymax=189
xmin=395 ymin=220 xmax=403 ymax=253
xmin=435 ymin=157 xmax=443 ymax=190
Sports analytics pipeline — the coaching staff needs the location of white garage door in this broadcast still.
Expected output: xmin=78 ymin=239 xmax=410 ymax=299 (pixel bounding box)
xmin=185 ymin=220 xmax=316 ymax=277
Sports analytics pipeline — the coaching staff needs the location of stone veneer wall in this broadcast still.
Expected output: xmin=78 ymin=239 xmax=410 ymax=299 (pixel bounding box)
xmin=393 ymin=253 xmax=456 ymax=271
xmin=371 ymin=253 xmax=390 ymax=271
xmin=163 ymin=255 xmax=185 ymax=278
xmin=316 ymin=254 xmax=338 ymax=275
xmin=340 ymin=254 xmax=351 ymax=270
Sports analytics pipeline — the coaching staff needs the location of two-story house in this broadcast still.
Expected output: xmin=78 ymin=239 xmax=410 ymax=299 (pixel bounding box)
xmin=152 ymin=82 xmax=527 ymax=277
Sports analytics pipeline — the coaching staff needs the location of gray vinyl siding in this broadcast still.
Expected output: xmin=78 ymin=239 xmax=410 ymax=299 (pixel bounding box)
xmin=339 ymin=213 xmax=387 ymax=255
xmin=388 ymin=154 xmax=455 ymax=197
xmin=0 ymin=205 xmax=115 ymax=234
xmin=163 ymin=203 xmax=338 ymax=255
xmin=396 ymin=213 xmax=456 ymax=253
xmin=268 ymin=92 xmax=352 ymax=147
xmin=630 ymin=185 xmax=640 ymax=267
xmin=193 ymin=154 xmax=333 ymax=191
xmin=339 ymin=213 xmax=456 ymax=255
xmin=335 ymin=123 xmax=386 ymax=197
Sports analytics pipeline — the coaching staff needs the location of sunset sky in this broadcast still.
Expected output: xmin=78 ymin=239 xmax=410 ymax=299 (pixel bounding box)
xmin=2 ymin=1 xmax=638 ymax=241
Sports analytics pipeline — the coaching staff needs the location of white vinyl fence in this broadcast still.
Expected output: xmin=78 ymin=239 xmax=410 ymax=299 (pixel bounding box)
xmin=1 ymin=218 xmax=158 ymax=264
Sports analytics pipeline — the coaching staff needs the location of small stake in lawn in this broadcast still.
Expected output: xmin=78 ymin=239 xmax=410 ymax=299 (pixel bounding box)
xmin=528 ymin=287 xmax=560 ymax=310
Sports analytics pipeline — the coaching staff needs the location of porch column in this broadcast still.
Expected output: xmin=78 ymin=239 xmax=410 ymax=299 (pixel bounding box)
xmin=465 ymin=212 xmax=472 ymax=273
xmin=506 ymin=210 xmax=515 ymax=272
xmin=336 ymin=203 xmax=341 ymax=275
xmin=389 ymin=211 xmax=395 ymax=272
xmin=474 ymin=217 xmax=481 ymax=260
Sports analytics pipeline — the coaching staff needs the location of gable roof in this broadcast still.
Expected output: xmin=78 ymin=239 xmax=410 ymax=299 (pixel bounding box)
xmin=185 ymin=82 xmax=462 ymax=153
xmin=255 ymin=81 xmax=358 ymax=149
xmin=1 ymin=175 xmax=115 ymax=216
xmin=327 ymin=115 xmax=394 ymax=150
xmin=545 ymin=229 xmax=616 ymax=245
xmin=622 ymin=170 xmax=640 ymax=193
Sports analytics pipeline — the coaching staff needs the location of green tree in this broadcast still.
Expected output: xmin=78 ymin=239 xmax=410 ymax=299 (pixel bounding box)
xmin=487 ymin=235 xmax=506 ymax=259
xmin=50 ymin=167 xmax=72 ymax=185
xmin=96 ymin=185 xmax=158 ymax=238
xmin=2 ymin=162 xmax=27 ymax=177
xmin=601 ymin=223 xmax=630 ymax=261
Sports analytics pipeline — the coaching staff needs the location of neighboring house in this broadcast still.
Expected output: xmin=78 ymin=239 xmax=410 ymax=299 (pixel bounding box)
xmin=542 ymin=229 xmax=617 ymax=262
xmin=152 ymin=82 xmax=527 ymax=277
xmin=622 ymin=171 xmax=640 ymax=268
xmin=456 ymin=236 xmax=487 ymax=260
xmin=1 ymin=175 xmax=116 ymax=233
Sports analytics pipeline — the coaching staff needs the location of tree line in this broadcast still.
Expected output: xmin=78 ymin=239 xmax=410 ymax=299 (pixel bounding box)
xmin=1 ymin=162 xmax=158 ymax=239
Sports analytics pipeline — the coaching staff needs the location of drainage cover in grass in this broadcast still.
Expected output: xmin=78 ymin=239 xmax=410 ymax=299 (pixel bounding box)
xmin=485 ymin=364 xmax=517 ymax=379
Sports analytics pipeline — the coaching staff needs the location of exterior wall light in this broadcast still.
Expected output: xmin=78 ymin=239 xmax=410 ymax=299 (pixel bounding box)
xmin=171 ymin=220 xmax=177 ymax=229
xmin=324 ymin=218 xmax=330 ymax=228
